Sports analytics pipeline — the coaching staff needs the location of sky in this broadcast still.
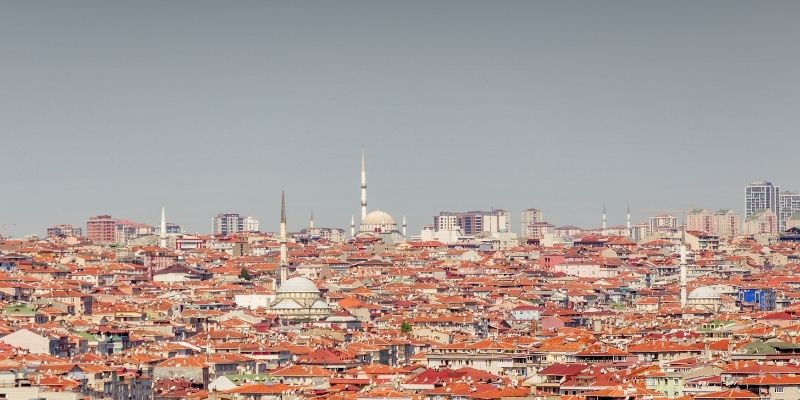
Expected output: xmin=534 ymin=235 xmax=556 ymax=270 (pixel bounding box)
xmin=1 ymin=1 xmax=799 ymax=237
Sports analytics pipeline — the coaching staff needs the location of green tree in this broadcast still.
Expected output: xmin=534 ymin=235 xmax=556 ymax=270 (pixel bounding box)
xmin=400 ymin=321 xmax=412 ymax=334
xmin=239 ymin=268 xmax=252 ymax=281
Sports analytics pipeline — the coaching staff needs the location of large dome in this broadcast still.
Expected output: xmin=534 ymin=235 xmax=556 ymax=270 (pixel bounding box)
xmin=362 ymin=210 xmax=396 ymax=226
xmin=689 ymin=286 xmax=721 ymax=300
xmin=277 ymin=277 xmax=320 ymax=294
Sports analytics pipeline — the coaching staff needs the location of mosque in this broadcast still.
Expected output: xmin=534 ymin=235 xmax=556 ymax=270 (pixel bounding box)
xmin=350 ymin=151 xmax=407 ymax=244
xmin=687 ymin=286 xmax=723 ymax=312
xmin=270 ymin=192 xmax=331 ymax=323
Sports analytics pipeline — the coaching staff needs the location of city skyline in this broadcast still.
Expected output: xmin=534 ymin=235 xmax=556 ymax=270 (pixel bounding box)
xmin=4 ymin=164 xmax=799 ymax=238
xmin=2 ymin=1 xmax=799 ymax=235
xmin=26 ymin=179 xmax=794 ymax=239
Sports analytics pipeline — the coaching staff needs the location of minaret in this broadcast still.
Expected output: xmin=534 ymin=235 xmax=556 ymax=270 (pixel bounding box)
xmin=160 ymin=205 xmax=167 ymax=248
xmin=626 ymin=203 xmax=631 ymax=236
xmin=360 ymin=150 xmax=367 ymax=221
xmin=279 ymin=191 xmax=288 ymax=285
xmin=680 ymin=228 xmax=688 ymax=309
xmin=602 ymin=204 xmax=607 ymax=231
xmin=350 ymin=215 xmax=356 ymax=238
xmin=309 ymin=211 xmax=315 ymax=229
xmin=402 ymin=215 xmax=407 ymax=237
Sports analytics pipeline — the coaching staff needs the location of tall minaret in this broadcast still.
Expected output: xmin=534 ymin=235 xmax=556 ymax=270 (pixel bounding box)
xmin=279 ymin=191 xmax=288 ymax=284
xmin=402 ymin=215 xmax=407 ymax=237
xmin=309 ymin=211 xmax=315 ymax=229
xmin=160 ymin=206 xmax=168 ymax=248
xmin=350 ymin=215 xmax=356 ymax=238
xmin=680 ymin=228 xmax=688 ymax=309
xmin=602 ymin=204 xmax=607 ymax=231
xmin=626 ymin=203 xmax=631 ymax=235
xmin=360 ymin=150 xmax=367 ymax=221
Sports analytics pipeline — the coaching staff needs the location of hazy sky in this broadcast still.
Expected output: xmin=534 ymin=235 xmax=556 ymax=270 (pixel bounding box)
xmin=2 ymin=1 xmax=799 ymax=237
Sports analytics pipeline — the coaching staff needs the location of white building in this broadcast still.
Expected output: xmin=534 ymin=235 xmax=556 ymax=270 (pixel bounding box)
xmin=649 ymin=214 xmax=678 ymax=234
xmin=434 ymin=210 xmax=510 ymax=235
xmin=0 ymin=329 xmax=53 ymax=354
xmin=418 ymin=226 xmax=464 ymax=244
xmin=234 ymin=294 xmax=273 ymax=310
xmin=745 ymin=181 xmax=780 ymax=220
xmin=521 ymin=208 xmax=544 ymax=237
xmin=554 ymin=262 xmax=619 ymax=278
xmin=779 ymin=191 xmax=800 ymax=232
xmin=243 ymin=216 xmax=260 ymax=232
xmin=213 ymin=213 xmax=259 ymax=235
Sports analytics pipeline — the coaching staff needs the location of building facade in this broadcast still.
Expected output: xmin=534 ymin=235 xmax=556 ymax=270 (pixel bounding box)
xmin=114 ymin=220 xmax=153 ymax=245
xmin=779 ymin=191 xmax=800 ymax=232
xmin=46 ymin=224 xmax=83 ymax=238
xmin=520 ymin=208 xmax=544 ymax=237
xmin=649 ymin=214 xmax=678 ymax=234
xmin=743 ymin=209 xmax=778 ymax=236
xmin=687 ymin=209 xmax=713 ymax=233
xmin=86 ymin=215 xmax=117 ymax=243
xmin=213 ymin=214 xmax=259 ymax=236
xmin=434 ymin=210 xmax=510 ymax=235
xmin=712 ymin=209 xmax=740 ymax=239
xmin=745 ymin=181 xmax=780 ymax=220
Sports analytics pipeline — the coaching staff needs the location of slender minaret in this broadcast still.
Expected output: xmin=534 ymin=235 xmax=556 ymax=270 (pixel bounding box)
xmin=626 ymin=203 xmax=631 ymax=236
xmin=159 ymin=205 xmax=168 ymax=248
xmin=279 ymin=191 xmax=288 ymax=284
xmin=350 ymin=215 xmax=356 ymax=238
xmin=360 ymin=150 xmax=367 ymax=221
xmin=402 ymin=215 xmax=407 ymax=237
xmin=680 ymin=228 xmax=688 ymax=309
xmin=602 ymin=204 xmax=607 ymax=230
xmin=309 ymin=211 xmax=315 ymax=229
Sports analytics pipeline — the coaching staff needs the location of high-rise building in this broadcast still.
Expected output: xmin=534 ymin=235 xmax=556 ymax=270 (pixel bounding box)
xmin=687 ymin=209 xmax=713 ymax=233
xmin=649 ymin=214 xmax=678 ymax=234
xmin=779 ymin=191 xmax=800 ymax=232
xmin=745 ymin=181 xmax=780 ymax=220
xmin=520 ymin=208 xmax=543 ymax=237
xmin=213 ymin=213 xmax=259 ymax=236
xmin=46 ymin=224 xmax=83 ymax=238
xmin=434 ymin=210 xmax=510 ymax=235
xmin=243 ymin=216 xmax=260 ymax=232
xmin=86 ymin=215 xmax=117 ymax=243
xmin=630 ymin=223 xmax=649 ymax=241
xmin=712 ymin=209 xmax=740 ymax=239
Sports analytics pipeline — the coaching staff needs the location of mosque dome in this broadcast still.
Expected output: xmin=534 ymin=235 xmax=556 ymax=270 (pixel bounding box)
xmin=362 ymin=210 xmax=396 ymax=226
xmin=277 ymin=276 xmax=320 ymax=294
xmin=688 ymin=286 xmax=721 ymax=300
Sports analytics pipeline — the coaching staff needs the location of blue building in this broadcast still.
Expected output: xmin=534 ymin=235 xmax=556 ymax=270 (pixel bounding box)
xmin=738 ymin=288 xmax=776 ymax=311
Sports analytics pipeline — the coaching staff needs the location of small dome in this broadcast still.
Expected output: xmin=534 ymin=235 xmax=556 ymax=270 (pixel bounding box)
xmin=362 ymin=210 xmax=396 ymax=226
xmin=277 ymin=277 xmax=320 ymax=294
xmin=689 ymin=286 xmax=721 ymax=300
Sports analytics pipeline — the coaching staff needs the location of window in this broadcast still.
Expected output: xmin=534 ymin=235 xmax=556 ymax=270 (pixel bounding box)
xmin=775 ymin=387 xmax=784 ymax=393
